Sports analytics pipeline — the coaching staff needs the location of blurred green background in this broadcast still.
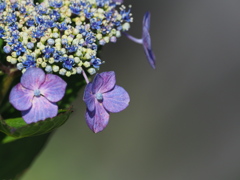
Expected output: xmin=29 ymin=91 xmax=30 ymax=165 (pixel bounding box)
xmin=23 ymin=0 xmax=240 ymax=180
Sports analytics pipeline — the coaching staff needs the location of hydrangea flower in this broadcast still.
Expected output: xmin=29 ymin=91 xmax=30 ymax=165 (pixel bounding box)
xmin=9 ymin=67 xmax=67 ymax=123
xmin=1 ymin=0 xmax=154 ymax=133
xmin=125 ymin=12 xmax=156 ymax=69
xmin=83 ymin=71 xmax=130 ymax=133
xmin=0 ymin=0 xmax=133 ymax=76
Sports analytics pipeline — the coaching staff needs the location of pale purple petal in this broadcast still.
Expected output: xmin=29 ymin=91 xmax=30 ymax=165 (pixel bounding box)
xmin=22 ymin=96 xmax=58 ymax=124
xmin=143 ymin=45 xmax=156 ymax=69
xmin=21 ymin=67 xmax=45 ymax=90
xmin=92 ymin=74 xmax=103 ymax=94
xmin=83 ymin=83 xmax=95 ymax=112
xmin=124 ymin=11 xmax=156 ymax=69
xmin=85 ymin=103 xmax=110 ymax=133
xmin=99 ymin=71 xmax=116 ymax=93
xmin=143 ymin=11 xmax=151 ymax=31
xmin=9 ymin=83 xmax=34 ymax=111
xmin=142 ymin=27 xmax=156 ymax=69
xmin=112 ymin=0 xmax=123 ymax=3
xmin=142 ymin=12 xmax=156 ymax=69
xmin=39 ymin=74 xmax=67 ymax=102
xmin=103 ymin=85 xmax=130 ymax=113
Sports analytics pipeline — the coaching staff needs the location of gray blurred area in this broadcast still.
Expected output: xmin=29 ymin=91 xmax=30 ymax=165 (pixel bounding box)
xmin=24 ymin=1 xmax=240 ymax=180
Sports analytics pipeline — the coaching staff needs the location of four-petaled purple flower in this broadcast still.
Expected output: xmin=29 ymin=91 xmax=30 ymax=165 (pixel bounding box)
xmin=9 ymin=67 xmax=67 ymax=124
xmin=125 ymin=12 xmax=156 ymax=69
xmin=83 ymin=71 xmax=130 ymax=133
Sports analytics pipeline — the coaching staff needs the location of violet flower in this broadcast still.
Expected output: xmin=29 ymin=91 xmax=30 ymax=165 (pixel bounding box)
xmin=9 ymin=67 xmax=67 ymax=123
xmin=83 ymin=71 xmax=130 ymax=133
xmin=125 ymin=12 xmax=156 ymax=69
xmin=113 ymin=0 xmax=123 ymax=3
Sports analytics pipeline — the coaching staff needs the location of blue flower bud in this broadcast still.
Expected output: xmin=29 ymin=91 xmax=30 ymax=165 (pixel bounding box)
xmin=27 ymin=42 xmax=34 ymax=49
xmin=47 ymin=38 xmax=55 ymax=45
xmin=3 ymin=45 xmax=11 ymax=53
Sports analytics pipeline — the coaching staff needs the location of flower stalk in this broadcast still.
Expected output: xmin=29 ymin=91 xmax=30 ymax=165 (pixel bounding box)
xmin=0 ymin=67 xmax=20 ymax=107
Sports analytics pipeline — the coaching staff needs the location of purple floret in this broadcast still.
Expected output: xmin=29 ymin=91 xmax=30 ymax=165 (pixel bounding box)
xmin=9 ymin=67 xmax=67 ymax=123
xmin=142 ymin=12 xmax=156 ymax=69
xmin=112 ymin=0 xmax=123 ymax=3
xmin=124 ymin=12 xmax=156 ymax=69
xmin=83 ymin=71 xmax=130 ymax=133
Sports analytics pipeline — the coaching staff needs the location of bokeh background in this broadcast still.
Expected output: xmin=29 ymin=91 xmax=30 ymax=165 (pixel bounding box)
xmin=23 ymin=0 xmax=240 ymax=180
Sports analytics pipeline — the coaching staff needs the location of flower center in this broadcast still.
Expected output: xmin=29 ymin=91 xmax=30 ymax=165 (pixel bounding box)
xmin=34 ymin=89 xmax=41 ymax=97
xmin=95 ymin=92 xmax=103 ymax=101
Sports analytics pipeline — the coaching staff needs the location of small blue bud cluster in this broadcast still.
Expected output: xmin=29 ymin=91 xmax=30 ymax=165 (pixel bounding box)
xmin=0 ymin=0 xmax=132 ymax=76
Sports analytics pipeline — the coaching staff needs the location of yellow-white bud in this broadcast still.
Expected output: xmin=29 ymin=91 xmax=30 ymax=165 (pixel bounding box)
xmin=83 ymin=61 xmax=90 ymax=68
xmin=41 ymin=62 xmax=47 ymax=67
xmin=53 ymin=65 xmax=59 ymax=72
xmin=49 ymin=57 xmax=55 ymax=64
xmin=66 ymin=71 xmax=71 ymax=77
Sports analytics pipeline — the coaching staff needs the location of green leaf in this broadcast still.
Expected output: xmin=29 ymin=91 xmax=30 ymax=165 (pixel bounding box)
xmin=0 ymin=108 xmax=72 ymax=138
xmin=0 ymin=132 xmax=51 ymax=180
xmin=1 ymin=135 xmax=20 ymax=144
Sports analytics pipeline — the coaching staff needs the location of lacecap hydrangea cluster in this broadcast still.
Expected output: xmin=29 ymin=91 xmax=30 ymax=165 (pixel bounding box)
xmin=0 ymin=0 xmax=132 ymax=76
xmin=2 ymin=0 xmax=155 ymax=133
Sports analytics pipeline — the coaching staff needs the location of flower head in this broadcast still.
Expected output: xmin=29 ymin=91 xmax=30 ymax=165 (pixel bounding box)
xmin=0 ymin=0 xmax=153 ymax=135
xmin=0 ymin=0 xmax=133 ymax=76
xmin=83 ymin=71 xmax=130 ymax=133
xmin=9 ymin=67 xmax=67 ymax=123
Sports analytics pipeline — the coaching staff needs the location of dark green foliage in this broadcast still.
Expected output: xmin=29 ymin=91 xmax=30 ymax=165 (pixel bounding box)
xmin=0 ymin=108 xmax=72 ymax=138
xmin=0 ymin=133 xmax=51 ymax=180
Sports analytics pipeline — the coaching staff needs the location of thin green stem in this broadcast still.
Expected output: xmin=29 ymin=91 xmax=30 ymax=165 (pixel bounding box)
xmin=0 ymin=68 xmax=20 ymax=107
